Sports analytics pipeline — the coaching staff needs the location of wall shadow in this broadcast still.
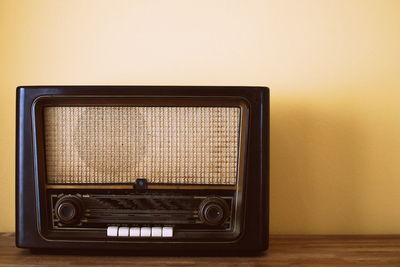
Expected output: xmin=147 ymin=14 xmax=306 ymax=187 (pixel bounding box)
xmin=269 ymin=100 xmax=364 ymax=234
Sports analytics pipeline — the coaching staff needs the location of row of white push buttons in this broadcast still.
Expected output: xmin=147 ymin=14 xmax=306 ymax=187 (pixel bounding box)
xmin=107 ymin=226 xmax=173 ymax=237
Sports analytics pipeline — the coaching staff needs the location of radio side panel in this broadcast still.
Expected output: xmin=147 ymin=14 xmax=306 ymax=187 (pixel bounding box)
xmin=16 ymin=87 xmax=43 ymax=248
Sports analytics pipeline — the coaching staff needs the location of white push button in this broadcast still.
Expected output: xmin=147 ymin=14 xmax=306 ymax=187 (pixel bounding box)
xmin=162 ymin=227 xmax=173 ymax=237
xmin=151 ymin=227 xmax=162 ymax=237
xmin=107 ymin=226 xmax=118 ymax=237
xmin=140 ymin=227 xmax=151 ymax=237
xmin=129 ymin=227 xmax=140 ymax=237
xmin=118 ymin=227 xmax=129 ymax=237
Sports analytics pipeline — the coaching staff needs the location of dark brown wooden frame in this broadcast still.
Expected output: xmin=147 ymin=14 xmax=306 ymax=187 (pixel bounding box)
xmin=16 ymin=86 xmax=269 ymax=254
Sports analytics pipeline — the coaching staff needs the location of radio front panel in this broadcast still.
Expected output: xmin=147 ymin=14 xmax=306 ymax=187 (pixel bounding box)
xmin=32 ymin=97 xmax=248 ymax=242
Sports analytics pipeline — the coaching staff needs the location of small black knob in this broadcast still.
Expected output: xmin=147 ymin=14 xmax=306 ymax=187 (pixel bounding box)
xmin=134 ymin=178 xmax=148 ymax=190
xmin=55 ymin=195 xmax=83 ymax=225
xmin=198 ymin=197 xmax=229 ymax=226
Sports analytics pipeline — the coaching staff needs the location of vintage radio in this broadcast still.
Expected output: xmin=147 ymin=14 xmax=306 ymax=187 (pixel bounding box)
xmin=16 ymin=86 xmax=269 ymax=253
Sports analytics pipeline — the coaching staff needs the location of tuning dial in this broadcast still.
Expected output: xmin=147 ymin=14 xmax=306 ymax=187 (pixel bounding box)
xmin=55 ymin=195 xmax=84 ymax=225
xmin=198 ymin=197 xmax=229 ymax=226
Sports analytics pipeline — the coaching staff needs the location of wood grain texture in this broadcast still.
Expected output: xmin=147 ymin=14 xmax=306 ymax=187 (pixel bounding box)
xmin=1 ymin=234 xmax=400 ymax=266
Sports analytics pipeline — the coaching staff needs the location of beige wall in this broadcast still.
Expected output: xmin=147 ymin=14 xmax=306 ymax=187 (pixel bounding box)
xmin=1 ymin=0 xmax=399 ymax=233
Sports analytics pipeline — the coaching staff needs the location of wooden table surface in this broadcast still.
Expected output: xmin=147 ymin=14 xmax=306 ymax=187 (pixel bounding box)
xmin=1 ymin=233 xmax=400 ymax=266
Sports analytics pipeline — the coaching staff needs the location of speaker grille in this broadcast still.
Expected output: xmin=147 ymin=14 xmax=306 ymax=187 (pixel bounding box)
xmin=44 ymin=106 xmax=241 ymax=185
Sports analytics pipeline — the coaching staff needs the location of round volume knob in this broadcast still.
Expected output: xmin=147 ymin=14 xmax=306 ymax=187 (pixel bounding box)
xmin=198 ymin=197 xmax=229 ymax=226
xmin=55 ymin=195 xmax=83 ymax=225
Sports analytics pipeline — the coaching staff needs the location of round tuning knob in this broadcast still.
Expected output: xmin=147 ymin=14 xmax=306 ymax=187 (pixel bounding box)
xmin=55 ymin=195 xmax=83 ymax=225
xmin=198 ymin=197 xmax=229 ymax=226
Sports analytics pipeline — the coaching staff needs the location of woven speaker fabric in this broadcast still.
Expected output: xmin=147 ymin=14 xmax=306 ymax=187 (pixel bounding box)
xmin=44 ymin=106 xmax=240 ymax=185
